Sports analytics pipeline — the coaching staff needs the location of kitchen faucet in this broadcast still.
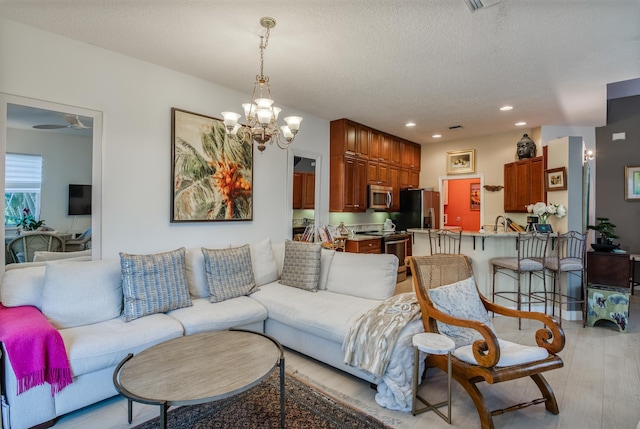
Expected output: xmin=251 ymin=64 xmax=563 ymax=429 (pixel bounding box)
xmin=494 ymin=215 xmax=508 ymax=233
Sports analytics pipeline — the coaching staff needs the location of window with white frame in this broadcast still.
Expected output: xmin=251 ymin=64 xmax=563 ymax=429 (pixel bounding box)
xmin=4 ymin=153 xmax=43 ymax=226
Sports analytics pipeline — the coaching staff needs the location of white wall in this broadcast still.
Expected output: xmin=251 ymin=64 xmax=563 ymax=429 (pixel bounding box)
xmin=0 ymin=19 xmax=330 ymax=258
xmin=7 ymin=128 xmax=92 ymax=233
xmin=420 ymin=129 xmax=531 ymax=227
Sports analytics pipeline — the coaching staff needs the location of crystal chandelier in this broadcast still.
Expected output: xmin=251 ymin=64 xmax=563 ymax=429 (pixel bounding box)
xmin=222 ymin=17 xmax=302 ymax=153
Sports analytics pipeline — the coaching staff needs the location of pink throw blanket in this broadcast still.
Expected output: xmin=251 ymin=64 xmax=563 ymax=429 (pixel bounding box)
xmin=0 ymin=304 xmax=72 ymax=396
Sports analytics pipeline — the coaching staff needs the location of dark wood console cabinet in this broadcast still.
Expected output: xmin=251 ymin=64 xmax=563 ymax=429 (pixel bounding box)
xmin=586 ymin=251 xmax=630 ymax=289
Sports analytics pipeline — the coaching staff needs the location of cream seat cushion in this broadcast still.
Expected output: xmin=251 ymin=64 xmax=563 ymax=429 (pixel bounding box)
xmin=455 ymin=339 xmax=549 ymax=367
xmin=59 ymin=313 xmax=183 ymax=377
xmin=167 ymin=297 xmax=267 ymax=335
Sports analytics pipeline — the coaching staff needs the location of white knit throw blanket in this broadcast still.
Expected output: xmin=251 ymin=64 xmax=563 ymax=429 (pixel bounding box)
xmin=343 ymin=292 xmax=421 ymax=377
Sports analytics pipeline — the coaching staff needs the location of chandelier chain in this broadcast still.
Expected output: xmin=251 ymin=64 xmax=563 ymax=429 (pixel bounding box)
xmin=221 ymin=17 xmax=302 ymax=153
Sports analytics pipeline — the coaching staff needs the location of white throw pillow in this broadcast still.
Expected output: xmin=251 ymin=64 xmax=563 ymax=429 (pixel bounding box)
xmin=326 ymin=252 xmax=397 ymax=300
xmin=318 ymin=248 xmax=335 ymax=291
xmin=427 ymin=276 xmax=496 ymax=349
xmin=42 ymin=259 xmax=123 ymax=329
xmin=250 ymin=238 xmax=279 ymax=286
xmin=1 ymin=265 xmax=46 ymax=310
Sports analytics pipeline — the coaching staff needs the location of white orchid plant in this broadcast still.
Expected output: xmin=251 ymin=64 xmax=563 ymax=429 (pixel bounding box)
xmin=526 ymin=202 xmax=567 ymax=223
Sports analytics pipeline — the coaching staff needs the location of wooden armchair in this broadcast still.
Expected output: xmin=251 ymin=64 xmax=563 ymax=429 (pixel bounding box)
xmin=408 ymin=254 xmax=565 ymax=429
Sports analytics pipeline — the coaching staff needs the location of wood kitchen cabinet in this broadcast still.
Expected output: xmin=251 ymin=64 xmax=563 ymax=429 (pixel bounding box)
xmin=330 ymin=119 xmax=368 ymax=159
xmin=293 ymin=172 xmax=303 ymax=209
xmin=345 ymin=238 xmax=382 ymax=254
xmin=330 ymin=155 xmax=367 ymax=212
xmin=503 ymin=156 xmax=544 ymax=213
xmin=330 ymin=118 xmax=420 ymax=212
xmin=367 ymin=161 xmax=389 ymax=186
xmin=369 ymin=130 xmax=381 ymax=161
xmin=401 ymin=140 xmax=421 ymax=170
xmin=292 ymin=172 xmax=315 ymax=209
xmin=388 ymin=166 xmax=400 ymax=211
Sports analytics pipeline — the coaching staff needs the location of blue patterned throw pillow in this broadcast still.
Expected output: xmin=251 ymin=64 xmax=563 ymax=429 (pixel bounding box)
xmin=120 ymin=248 xmax=192 ymax=322
xmin=202 ymin=244 xmax=256 ymax=303
xmin=279 ymin=240 xmax=321 ymax=292
xmin=427 ymin=276 xmax=497 ymax=349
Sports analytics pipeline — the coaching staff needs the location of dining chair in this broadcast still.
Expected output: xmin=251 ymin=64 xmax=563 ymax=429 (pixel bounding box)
xmin=7 ymin=232 xmax=65 ymax=263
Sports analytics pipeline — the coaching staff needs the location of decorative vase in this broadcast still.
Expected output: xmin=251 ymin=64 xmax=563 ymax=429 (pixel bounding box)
xmin=337 ymin=222 xmax=349 ymax=237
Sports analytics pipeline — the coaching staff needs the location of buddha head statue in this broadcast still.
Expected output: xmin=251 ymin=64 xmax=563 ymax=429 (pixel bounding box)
xmin=516 ymin=134 xmax=536 ymax=159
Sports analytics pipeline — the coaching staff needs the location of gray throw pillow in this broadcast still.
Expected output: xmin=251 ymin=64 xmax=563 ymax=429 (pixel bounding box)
xmin=202 ymin=244 xmax=256 ymax=303
xmin=120 ymin=248 xmax=192 ymax=322
xmin=427 ymin=276 xmax=496 ymax=349
xmin=279 ymin=240 xmax=321 ymax=292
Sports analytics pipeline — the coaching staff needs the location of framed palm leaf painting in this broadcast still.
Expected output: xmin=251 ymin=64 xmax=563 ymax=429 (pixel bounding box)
xmin=171 ymin=108 xmax=253 ymax=222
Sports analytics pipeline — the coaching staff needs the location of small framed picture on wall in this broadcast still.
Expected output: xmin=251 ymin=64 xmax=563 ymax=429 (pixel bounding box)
xmin=625 ymin=165 xmax=640 ymax=201
xmin=446 ymin=149 xmax=475 ymax=175
xmin=545 ymin=167 xmax=567 ymax=191
xmin=470 ymin=183 xmax=481 ymax=210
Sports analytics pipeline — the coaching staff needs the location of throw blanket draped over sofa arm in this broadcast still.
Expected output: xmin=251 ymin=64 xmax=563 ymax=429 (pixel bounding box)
xmin=0 ymin=304 xmax=72 ymax=395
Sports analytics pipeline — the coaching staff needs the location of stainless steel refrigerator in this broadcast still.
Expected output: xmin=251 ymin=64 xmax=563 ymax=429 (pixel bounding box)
xmin=391 ymin=188 xmax=440 ymax=231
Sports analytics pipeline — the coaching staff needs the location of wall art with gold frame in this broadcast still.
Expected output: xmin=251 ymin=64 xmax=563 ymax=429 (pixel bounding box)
xmin=171 ymin=108 xmax=253 ymax=222
xmin=446 ymin=149 xmax=475 ymax=175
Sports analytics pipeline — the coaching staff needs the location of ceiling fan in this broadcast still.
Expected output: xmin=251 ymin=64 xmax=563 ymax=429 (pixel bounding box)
xmin=33 ymin=114 xmax=92 ymax=130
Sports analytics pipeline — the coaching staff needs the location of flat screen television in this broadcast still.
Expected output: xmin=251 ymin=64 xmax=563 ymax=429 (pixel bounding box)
xmin=68 ymin=184 xmax=92 ymax=215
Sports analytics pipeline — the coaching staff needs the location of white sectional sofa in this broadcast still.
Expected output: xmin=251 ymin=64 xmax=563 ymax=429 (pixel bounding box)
xmin=0 ymin=239 xmax=421 ymax=429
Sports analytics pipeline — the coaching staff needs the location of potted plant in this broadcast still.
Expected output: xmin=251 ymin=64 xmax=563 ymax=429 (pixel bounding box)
xmin=587 ymin=217 xmax=619 ymax=251
xmin=16 ymin=207 xmax=46 ymax=232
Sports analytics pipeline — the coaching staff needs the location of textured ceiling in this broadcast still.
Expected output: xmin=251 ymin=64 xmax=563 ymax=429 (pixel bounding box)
xmin=1 ymin=0 xmax=639 ymax=144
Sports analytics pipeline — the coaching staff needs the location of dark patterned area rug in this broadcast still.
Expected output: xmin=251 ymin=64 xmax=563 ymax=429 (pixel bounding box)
xmin=132 ymin=370 xmax=392 ymax=429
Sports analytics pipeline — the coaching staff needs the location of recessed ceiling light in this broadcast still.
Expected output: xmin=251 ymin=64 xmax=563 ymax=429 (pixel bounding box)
xmin=500 ymin=105 xmax=513 ymax=111
xmin=515 ymin=121 xmax=527 ymax=126
xmin=432 ymin=134 xmax=442 ymax=138
xmin=405 ymin=122 xmax=416 ymax=127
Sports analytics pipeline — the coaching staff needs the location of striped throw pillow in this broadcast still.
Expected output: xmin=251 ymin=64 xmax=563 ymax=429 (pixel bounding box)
xmin=120 ymin=248 xmax=192 ymax=322
xmin=202 ymin=244 xmax=256 ymax=303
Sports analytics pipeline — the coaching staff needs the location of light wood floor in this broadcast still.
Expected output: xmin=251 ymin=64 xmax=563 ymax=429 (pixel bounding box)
xmin=50 ymin=277 xmax=640 ymax=429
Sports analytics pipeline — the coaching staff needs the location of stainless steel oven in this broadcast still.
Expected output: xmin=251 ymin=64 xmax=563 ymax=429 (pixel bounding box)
xmin=384 ymin=236 xmax=409 ymax=282
xmin=360 ymin=231 xmax=410 ymax=282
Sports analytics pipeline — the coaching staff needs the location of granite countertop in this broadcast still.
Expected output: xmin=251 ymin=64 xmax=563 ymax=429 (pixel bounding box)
xmin=407 ymin=228 xmax=522 ymax=237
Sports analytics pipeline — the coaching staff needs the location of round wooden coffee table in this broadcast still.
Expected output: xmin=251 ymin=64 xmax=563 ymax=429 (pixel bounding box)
xmin=113 ymin=329 xmax=285 ymax=429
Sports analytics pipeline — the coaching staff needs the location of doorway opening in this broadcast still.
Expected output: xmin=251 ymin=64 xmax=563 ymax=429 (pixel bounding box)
xmin=439 ymin=174 xmax=484 ymax=232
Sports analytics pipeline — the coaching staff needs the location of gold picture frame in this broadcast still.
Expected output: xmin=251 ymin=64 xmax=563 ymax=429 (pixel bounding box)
xmin=446 ymin=149 xmax=475 ymax=175
xmin=545 ymin=167 xmax=567 ymax=191
xmin=171 ymin=108 xmax=253 ymax=222
xmin=625 ymin=165 xmax=640 ymax=201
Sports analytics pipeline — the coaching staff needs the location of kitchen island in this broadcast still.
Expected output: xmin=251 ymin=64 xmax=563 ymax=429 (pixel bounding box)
xmin=407 ymin=229 xmax=574 ymax=319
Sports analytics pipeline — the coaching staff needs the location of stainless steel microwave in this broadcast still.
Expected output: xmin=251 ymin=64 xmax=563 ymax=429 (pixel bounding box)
xmin=369 ymin=185 xmax=393 ymax=210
